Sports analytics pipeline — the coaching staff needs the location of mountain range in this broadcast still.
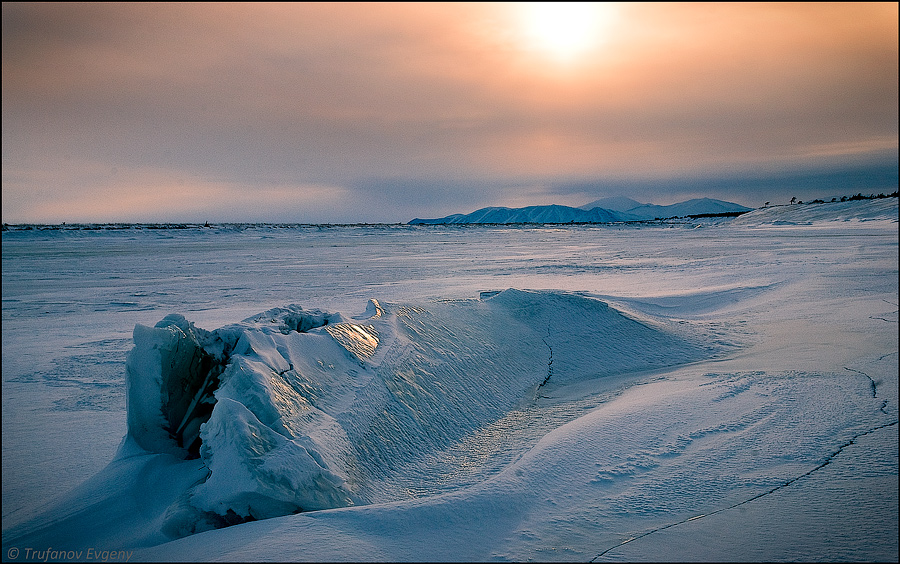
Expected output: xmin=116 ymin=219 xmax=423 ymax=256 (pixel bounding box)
xmin=409 ymin=197 xmax=752 ymax=225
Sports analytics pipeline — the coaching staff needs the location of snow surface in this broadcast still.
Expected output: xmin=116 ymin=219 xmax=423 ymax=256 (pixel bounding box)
xmin=2 ymin=198 xmax=897 ymax=562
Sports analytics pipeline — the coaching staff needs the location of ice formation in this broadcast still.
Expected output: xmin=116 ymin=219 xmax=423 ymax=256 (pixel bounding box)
xmin=120 ymin=289 xmax=720 ymax=536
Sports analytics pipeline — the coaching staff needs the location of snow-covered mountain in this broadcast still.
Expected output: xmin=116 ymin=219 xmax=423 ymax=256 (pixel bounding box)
xmin=410 ymin=197 xmax=751 ymax=224
xmin=622 ymin=197 xmax=752 ymax=220
xmin=409 ymin=204 xmax=631 ymax=224
xmin=578 ymin=196 xmax=645 ymax=212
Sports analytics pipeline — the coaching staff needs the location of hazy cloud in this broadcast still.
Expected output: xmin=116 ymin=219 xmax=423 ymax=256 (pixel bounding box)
xmin=3 ymin=2 xmax=897 ymax=222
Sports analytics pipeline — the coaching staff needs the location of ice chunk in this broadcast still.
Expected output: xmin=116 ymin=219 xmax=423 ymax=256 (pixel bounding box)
xmin=325 ymin=323 xmax=379 ymax=360
xmin=191 ymin=398 xmax=352 ymax=519
xmin=112 ymin=290 xmax=722 ymax=538
xmin=125 ymin=314 xmax=222 ymax=457
xmin=242 ymin=304 xmax=335 ymax=334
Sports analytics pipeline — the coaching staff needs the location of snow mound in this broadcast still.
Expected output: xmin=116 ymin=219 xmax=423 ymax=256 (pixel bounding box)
xmin=10 ymin=289 xmax=725 ymax=546
xmin=732 ymin=198 xmax=898 ymax=226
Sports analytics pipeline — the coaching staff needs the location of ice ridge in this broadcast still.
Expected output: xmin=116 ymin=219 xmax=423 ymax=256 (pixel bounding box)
xmin=119 ymin=289 xmax=723 ymax=537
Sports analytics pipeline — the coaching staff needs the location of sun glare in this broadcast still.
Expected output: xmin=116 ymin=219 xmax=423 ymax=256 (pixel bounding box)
xmin=519 ymin=2 xmax=614 ymax=61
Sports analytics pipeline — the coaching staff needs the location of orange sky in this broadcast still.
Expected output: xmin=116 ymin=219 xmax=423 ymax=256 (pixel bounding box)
xmin=2 ymin=2 xmax=897 ymax=223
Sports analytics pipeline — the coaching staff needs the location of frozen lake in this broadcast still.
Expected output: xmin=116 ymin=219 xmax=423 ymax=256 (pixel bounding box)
xmin=2 ymin=200 xmax=898 ymax=561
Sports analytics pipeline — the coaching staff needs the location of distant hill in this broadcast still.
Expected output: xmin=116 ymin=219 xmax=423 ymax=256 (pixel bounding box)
xmin=578 ymin=196 xmax=644 ymax=212
xmin=730 ymin=198 xmax=898 ymax=226
xmin=619 ymin=198 xmax=752 ymax=220
xmin=409 ymin=197 xmax=751 ymax=225
xmin=409 ymin=205 xmax=629 ymax=225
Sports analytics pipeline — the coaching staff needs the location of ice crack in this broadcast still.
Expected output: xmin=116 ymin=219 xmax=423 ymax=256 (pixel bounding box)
xmin=870 ymin=299 xmax=899 ymax=323
xmin=589 ymin=419 xmax=899 ymax=562
xmin=844 ymin=366 xmax=889 ymax=414
xmin=539 ymin=324 xmax=553 ymax=390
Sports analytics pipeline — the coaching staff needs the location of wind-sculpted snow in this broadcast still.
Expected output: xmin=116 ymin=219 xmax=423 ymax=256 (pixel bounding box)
xmin=731 ymin=197 xmax=898 ymax=226
xmin=3 ymin=211 xmax=897 ymax=561
xmin=74 ymin=290 xmax=719 ymax=539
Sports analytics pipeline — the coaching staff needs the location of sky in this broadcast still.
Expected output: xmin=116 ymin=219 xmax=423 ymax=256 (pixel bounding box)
xmin=2 ymin=2 xmax=898 ymax=224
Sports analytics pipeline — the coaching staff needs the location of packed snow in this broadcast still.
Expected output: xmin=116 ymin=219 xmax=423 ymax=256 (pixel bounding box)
xmin=2 ymin=198 xmax=897 ymax=562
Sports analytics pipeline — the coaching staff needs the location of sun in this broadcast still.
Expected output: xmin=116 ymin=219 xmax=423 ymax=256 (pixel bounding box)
xmin=519 ymin=2 xmax=614 ymax=61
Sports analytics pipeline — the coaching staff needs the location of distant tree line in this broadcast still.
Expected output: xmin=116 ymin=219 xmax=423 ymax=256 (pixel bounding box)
xmin=768 ymin=191 xmax=899 ymax=207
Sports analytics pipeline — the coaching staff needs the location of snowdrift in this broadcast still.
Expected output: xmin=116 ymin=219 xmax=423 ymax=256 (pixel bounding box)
xmin=731 ymin=198 xmax=898 ymax=226
xmin=4 ymin=289 xmax=723 ymax=547
xmin=2 ymin=206 xmax=896 ymax=561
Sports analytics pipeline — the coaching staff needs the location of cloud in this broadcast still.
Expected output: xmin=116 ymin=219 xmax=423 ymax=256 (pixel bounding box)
xmin=2 ymin=162 xmax=349 ymax=223
xmin=2 ymin=3 xmax=897 ymax=222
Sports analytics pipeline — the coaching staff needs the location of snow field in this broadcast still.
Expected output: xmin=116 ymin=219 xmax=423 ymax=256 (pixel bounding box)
xmin=2 ymin=198 xmax=896 ymax=561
